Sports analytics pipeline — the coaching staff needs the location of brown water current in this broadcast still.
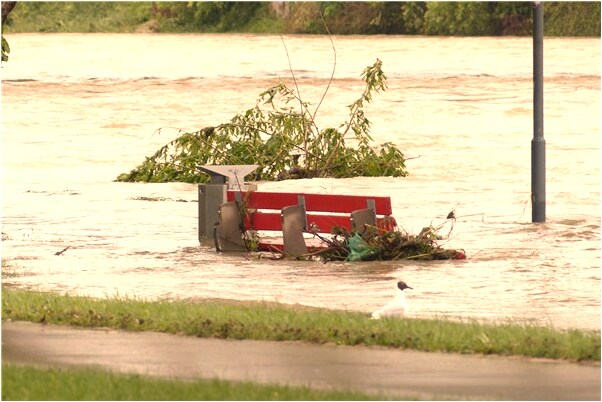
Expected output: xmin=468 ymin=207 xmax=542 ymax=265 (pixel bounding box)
xmin=1 ymin=34 xmax=600 ymax=330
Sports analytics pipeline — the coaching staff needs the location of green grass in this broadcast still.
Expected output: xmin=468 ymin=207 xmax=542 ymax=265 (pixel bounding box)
xmin=2 ymin=287 xmax=600 ymax=362
xmin=2 ymin=363 xmax=392 ymax=401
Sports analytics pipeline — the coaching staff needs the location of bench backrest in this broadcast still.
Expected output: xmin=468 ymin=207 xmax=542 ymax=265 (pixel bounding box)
xmin=226 ymin=190 xmax=395 ymax=233
xmin=227 ymin=191 xmax=393 ymax=214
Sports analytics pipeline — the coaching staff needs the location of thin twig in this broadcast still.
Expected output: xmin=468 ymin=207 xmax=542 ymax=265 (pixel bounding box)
xmin=279 ymin=35 xmax=310 ymax=156
xmin=54 ymin=246 xmax=70 ymax=256
xmin=312 ymin=11 xmax=337 ymax=123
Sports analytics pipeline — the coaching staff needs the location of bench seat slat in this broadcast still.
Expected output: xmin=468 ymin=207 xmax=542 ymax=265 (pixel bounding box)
xmin=245 ymin=211 xmax=396 ymax=233
xmin=247 ymin=211 xmax=352 ymax=232
xmin=227 ymin=191 xmax=393 ymax=215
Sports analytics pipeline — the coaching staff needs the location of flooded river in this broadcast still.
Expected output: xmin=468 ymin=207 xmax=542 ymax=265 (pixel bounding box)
xmin=1 ymin=33 xmax=600 ymax=330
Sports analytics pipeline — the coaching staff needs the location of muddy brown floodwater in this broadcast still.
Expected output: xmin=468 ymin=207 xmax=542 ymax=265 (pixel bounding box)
xmin=1 ymin=34 xmax=600 ymax=330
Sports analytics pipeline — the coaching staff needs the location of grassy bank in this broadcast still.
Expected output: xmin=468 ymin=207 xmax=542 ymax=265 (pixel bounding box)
xmin=2 ymin=287 xmax=600 ymax=362
xmin=2 ymin=363 xmax=390 ymax=401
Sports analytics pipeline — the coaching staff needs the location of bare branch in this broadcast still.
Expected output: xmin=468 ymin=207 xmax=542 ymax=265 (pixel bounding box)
xmin=312 ymin=11 xmax=337 ymax=123
xmin=279 ymin=35 xmax=310 ymax=154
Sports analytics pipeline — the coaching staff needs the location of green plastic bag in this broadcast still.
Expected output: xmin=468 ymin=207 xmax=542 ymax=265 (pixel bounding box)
xmin=347 ymin=233 xmax=376 ymax=261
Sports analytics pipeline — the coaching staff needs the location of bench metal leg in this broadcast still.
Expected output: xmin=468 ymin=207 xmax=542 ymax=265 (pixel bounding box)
xmin=282 ymin=204 xmax=308 ymax=257
xmin=351 ymin=208 xmax=377 ymax=235
xmin=351 ymin=199 xmax=377 ymax=235
xmin=215 ymin=201 xmax=245 ymax=251
xmin=198 ymin=183 xmax=228 ymax=243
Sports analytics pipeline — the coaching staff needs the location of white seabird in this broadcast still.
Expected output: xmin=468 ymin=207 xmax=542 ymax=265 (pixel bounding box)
xmin=371 ymin=281 xmax=412 ymax=319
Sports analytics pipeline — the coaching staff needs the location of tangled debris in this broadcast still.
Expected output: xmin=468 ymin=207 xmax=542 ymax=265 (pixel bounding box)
xmin=312 ymin=223 xmax=466 ymax=262
xmin=245 ymin=216 xmax=465 ymax=262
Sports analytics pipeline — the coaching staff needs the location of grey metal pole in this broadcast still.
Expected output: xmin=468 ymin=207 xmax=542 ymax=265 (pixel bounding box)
xmin=532 ymin=2 xmax=546 ymax=222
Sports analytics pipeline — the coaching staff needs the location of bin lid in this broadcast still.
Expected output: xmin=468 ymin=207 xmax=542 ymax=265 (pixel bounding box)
xmin=197 ymin=165 xmax=258 ymax=189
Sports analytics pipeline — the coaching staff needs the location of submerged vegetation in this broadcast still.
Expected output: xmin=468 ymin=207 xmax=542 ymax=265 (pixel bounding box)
xmin=116 ymin=58 xmax=408 ymax=183
xmin=3 ymin=287 xmax=600 ymax=362
xmin=236 ymin=209 xmax=466 ymax=262
xmin=1 ymin=35 xmax=9 ymax=62
xmin=314 ymin=221 xmax=466 ymax=262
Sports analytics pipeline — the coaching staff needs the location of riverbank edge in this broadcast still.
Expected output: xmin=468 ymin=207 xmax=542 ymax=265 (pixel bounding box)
xmin=2 ymin=287 xmax=600 ymax=362
xmin=3 ymin=2 xmax=600 ymax=37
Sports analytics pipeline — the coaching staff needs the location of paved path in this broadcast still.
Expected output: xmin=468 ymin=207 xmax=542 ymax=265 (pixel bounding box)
xmin=2 ymin=321 xmax=600 ymax=400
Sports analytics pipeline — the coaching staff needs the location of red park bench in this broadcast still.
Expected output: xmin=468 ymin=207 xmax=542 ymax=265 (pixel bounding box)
xmin=214 ymin=190 xmax=397 ymax=256
xmin=197 ymin=165 xmax=398 ymax=257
